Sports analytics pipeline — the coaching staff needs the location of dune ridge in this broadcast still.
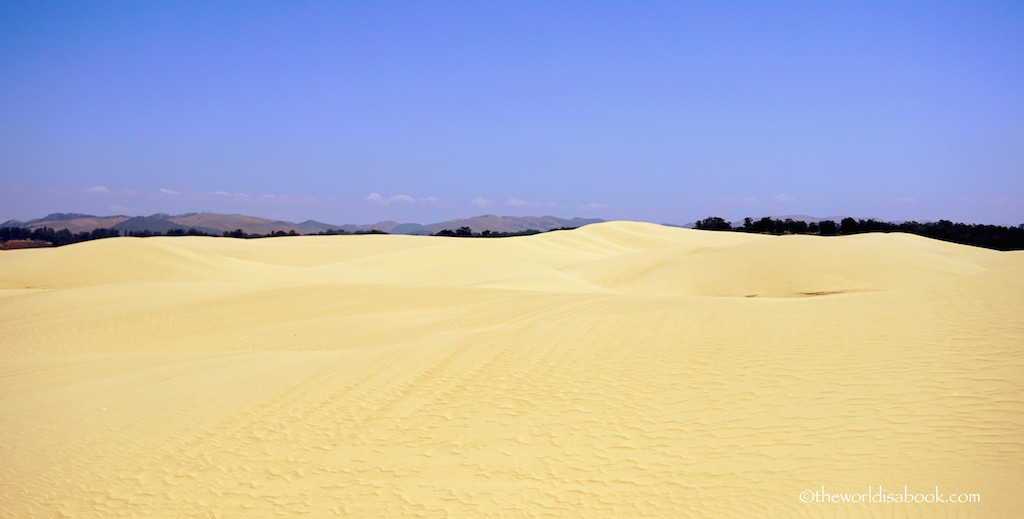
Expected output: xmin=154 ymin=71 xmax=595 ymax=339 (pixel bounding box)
xmin=1 ymin=221 xmax=1022 ymax=517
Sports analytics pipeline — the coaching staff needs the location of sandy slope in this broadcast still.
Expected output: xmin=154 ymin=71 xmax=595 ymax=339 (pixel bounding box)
xmin=1 ymin=222 xmax=1021 ymax=518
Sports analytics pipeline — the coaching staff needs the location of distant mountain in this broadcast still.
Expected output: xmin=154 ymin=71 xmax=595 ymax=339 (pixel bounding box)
xmin=1 ymin=212 xmax=604 ymax=236
xmin=112 ymin=216 xmax=181 ymax=234
xmin=4 ymin=214 xmax=131 ymax=233
xmin=28 ymin=212 xmax=101 ymax=223
xmin=296 ymin=220 xmax=340 ymax=232
xmin=112 ymin=216 xmax=221 ymax=235
xmin=335 ymin=220 xmax=405 ymax=234
xmin=414 ymin=215 xmax=605 ymax=235
xmin=388 ymin=222 xmax=428 ymax=234
xmin=164 ymin=213 xmax=328 ymax=235
xmin=1 ymin=212 xmax=354 ymax=235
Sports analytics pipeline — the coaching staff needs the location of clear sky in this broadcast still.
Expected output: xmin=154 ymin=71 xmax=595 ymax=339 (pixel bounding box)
xmin=2 ymin=1 xmax=1022 ymax=225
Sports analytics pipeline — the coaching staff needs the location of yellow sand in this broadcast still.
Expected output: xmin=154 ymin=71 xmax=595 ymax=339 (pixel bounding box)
xmin=1 ymin=221 xmax=1021 ymax=517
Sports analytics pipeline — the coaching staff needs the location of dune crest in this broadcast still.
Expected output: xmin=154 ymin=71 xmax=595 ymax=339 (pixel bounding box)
xmin=1 ymin=222 xmax=1022 ymax=517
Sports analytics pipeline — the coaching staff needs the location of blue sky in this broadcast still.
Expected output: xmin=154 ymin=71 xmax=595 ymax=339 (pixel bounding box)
xmin=2 ymin=1 xmax=1022 ymax=225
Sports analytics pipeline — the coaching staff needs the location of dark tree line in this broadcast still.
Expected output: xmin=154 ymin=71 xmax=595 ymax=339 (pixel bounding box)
xmin=0 ymin=226 xmax=390 ymax=247
xmin=0 ymin=226 xmax=121 ymax=246
xmin=222 ymin=228 xmax=386 ymax=238
xmin=434 ymin=227 xmax=577 ymax=237
xmin=128 ymin=228 xmax=215 ymax=237
xmin=694 ymin=216 xmax=1024 ymax=250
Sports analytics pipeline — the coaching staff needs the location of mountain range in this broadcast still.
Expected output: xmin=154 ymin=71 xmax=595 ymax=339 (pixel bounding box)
xmin=1 ymin=212 xmax=606 ymax=236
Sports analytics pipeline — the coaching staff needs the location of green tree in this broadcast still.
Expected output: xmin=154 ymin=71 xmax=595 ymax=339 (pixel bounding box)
xmin=840 ymin=217 xmax=859 ymax=235
xmin=819 ymin=220 xmax=837 ymax=235
xmin=696 ymin=217 xmax=731 ymax=230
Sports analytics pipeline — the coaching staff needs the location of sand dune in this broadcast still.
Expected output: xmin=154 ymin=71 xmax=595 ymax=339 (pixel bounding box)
xmin=1 ymin=222 xmax=1021 ymax=517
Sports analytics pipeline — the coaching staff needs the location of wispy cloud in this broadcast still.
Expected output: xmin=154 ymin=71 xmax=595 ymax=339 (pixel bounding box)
xmin=470 ymin=197 xmax=493 ymax=207
xmin=365 ymin=192 xmax=417 ymax=205
xmin=418 ymin=196 xmax=454 ymax=207
xmin=365 ymin=192 xmax=447 ymax=206
xmin=78 ymin=186 xmax=142 ymax=197
xmin=717 ymin=194 xmax=795 ymax=204
xmin=506 ymin=198 xmax=558 ymax=208
xmin=212 ymin=190 xmax=250 ymax=198
xmin=256 ymin=193 xmax=314 ymax=203
xmin=92 ymin=187 xmax=311 ymax=204
xmin=580 ymin=202 xmax=608 ymax=210
xmin=714 ymin=196 xmax=761 ymax=204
